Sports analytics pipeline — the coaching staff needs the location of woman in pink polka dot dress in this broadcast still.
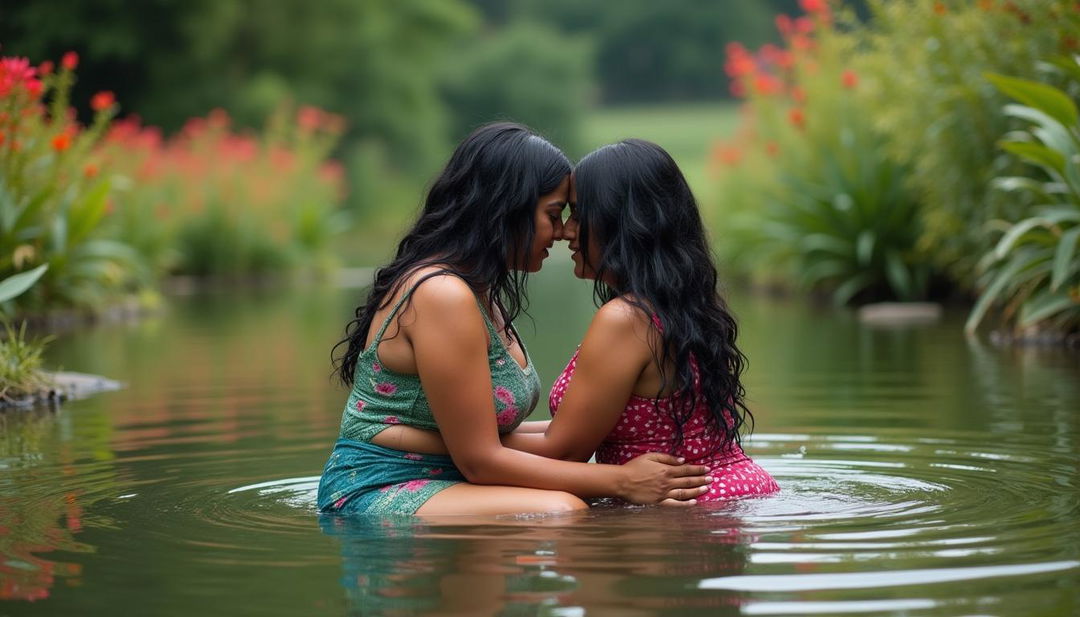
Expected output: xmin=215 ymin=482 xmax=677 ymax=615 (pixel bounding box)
xmin=502 ymin=139 xmax=779 ymax=502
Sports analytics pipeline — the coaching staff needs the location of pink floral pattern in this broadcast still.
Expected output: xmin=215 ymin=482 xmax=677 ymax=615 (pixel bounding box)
xmin=494 ymin=386 xmax=515 ymax=405
xmin=549 ymin=348 xmax=779 ymax=500
xmin=403 ymin=453 xmax=423 ymax=461
xmin=375 ymin=382 xmax=397 ymax=395
xmin=355 ymin=399 xmax=366 ymax=412
xmin=496 ymin=406 xmax=519 ymax=427
xmin=384 ymin=415 xmax=400 ymax=424
xmin=372 ymin=361 xmax=382 ymax=372
xmin=401 ymin=479 xmax=431 ymax=492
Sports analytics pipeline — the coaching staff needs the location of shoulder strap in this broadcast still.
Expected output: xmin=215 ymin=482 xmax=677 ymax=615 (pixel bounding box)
xmin=371 ymin=269 xmax=500 ymax=344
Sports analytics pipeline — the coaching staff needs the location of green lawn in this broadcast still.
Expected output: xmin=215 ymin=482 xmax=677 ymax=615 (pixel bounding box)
xmin=582 ymin=102 xmax=740 ymax=207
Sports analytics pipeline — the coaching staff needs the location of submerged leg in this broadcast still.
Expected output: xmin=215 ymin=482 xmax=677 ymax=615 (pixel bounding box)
xmin=416 ymin=484 xmax=588 ymax=516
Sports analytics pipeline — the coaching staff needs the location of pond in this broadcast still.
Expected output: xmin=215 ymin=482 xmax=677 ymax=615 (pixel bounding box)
xmin=2 ymin=251 xmax=1078 ymax=615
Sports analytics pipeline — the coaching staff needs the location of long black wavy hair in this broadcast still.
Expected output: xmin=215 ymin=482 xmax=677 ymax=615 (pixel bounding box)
xmin=573 ymin=138 xmax=752 ymax=449
xmin=334 ymin=122 xmax=571 ymax=386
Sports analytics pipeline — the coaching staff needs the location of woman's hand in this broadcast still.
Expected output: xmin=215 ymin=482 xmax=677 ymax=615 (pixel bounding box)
xmin=618 ymin=453 xmax=712 ymax=505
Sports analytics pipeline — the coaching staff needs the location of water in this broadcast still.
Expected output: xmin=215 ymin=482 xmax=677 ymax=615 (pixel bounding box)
xmin=2 ymin=252 xmax=1078 ymax=615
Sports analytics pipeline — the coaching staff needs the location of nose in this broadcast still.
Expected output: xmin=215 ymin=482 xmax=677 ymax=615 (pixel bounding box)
xmin=551 ymin=217 xmax=565 ymax=242
xmin=563 ymin=216 xmax=578 ymax=242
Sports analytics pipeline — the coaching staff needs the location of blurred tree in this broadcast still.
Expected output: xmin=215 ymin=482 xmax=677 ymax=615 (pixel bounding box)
xmin=466 ymin=0 xmax=870 ymax=104
xmin=440 ymin=24 xmax=593 ymax=155
xmin=593 ymin=0 xmax=776 ymax=102
xmin=1 ymin=0 xmax=478 ymax=170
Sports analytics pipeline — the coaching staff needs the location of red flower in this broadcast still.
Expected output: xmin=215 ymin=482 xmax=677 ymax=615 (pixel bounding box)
xmin=61 ymin=51 xmax=79 ymax=71
xmin=933 ymin=2 xmax=947 ymax=15
xmin=723 ymin=42 xmax=755 ymax=78
xmin=0 ymin=132 xmax=5 ymax=147
xmin=39 ymin=60 xmax=54 ymax=76
xmin=83 ymin=163 xmax=98 ymax=178
xmin=841 ymin=69 xmax=859 ymax=89
xmin=51 ymin=133 xmax=71 ymax=152
xmin=775 ymin=14 xmax=794 ymax=37
xmin=0 ymin=57 xmax=41 ymax=98
xmin=799 ymin=0 xmax=828 ymax=14
xmin=790 ymin=86 xmax=807 ymax=104
xmin=298 ymin=105 xmax=322 ymax=132
xmin=789 ymin=108 xmax=806 ymax=130
xmin=753 ymin=73 xmax=783 ymax=96
xmin=711 ymin=142 xmax=742 ymax=167
xmin=91 ymin=91 xmax=115 ymax=112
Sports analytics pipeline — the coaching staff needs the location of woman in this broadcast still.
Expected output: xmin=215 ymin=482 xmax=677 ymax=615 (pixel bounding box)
xmin=503 ymin=139 xmax=779 ymax=500
xmin=317 ymin=124 xmax=712 ymax=516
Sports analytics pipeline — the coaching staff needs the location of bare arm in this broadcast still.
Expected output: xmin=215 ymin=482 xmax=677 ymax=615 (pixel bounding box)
xmin=408 ymin=277 xmax=707 ymax=503
xmin=501 ymin=299 xmax=651 ymax=462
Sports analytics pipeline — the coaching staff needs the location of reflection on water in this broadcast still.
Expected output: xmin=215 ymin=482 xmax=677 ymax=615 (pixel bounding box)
xmin=321 ymin=507 xmax=751 ymax=616
xmin=1 ymin=255 xmax=1078 ymax=615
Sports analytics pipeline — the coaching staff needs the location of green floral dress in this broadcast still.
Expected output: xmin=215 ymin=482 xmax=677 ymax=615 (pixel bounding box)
xmin=318 ymin=274 xmax=541 ymax=515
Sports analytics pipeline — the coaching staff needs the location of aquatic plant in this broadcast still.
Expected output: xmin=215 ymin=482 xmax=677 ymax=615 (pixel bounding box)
xmin=966 ymin=60 xmax=1080 ymax=335
xmin=0 ymin=320 xmax=54 ymax=406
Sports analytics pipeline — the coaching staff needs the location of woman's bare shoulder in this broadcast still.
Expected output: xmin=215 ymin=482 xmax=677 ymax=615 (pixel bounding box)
xmin=586 ymin=296 xmax=654 ymax=350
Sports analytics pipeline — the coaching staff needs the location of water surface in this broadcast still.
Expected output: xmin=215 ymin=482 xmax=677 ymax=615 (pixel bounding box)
xmin=2 ymin=253 xmax=1078 ymax=615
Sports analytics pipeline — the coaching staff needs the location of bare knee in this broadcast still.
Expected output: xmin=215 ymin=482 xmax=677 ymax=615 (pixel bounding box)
xmin=547 ymin=492 xmax=588 ymax=513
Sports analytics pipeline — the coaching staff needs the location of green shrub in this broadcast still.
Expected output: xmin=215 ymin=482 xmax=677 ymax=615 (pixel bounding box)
xmin=0 ymin=320 xmax=54 ymax=405
xmin=858 ymin=0 xmax=1078 ymax=285
xmin=1 ymin=53 xmax=141 ymax=313
xmin=714 ymin=2 xmax=930 ymax=303
xmin=966 ymin=63 xmax=1080 ymax=334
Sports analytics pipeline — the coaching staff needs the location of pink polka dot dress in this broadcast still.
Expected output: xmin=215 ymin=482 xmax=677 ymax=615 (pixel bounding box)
xmin=549 ymin=349 xmax=779 ymax=501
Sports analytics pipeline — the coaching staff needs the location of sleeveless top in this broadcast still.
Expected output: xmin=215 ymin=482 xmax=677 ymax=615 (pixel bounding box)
xmin=548 ymin=314 xmax=780 ymax=499
xmin=338 ymin=274 xmax=541 ymax=443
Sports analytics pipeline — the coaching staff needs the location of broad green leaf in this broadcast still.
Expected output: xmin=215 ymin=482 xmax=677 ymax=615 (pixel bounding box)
xmin=994 ymin=218 xmax=1051 ymax=259
xmin=966 ymin=251 xmax=1044 ymax=333
xmin=67 ymin=180 xmax=111 ymax=248
xmin=1018 ymin=291 xmax=1076 ymax=328
xmin=832 ymin=272 xmax=874 ymax=307
xmin=0 ymin=264 xmax=48 ymax=304
xmin=1035 ymin=205 xmax=1080 ymax=221
xmin=799 ymin=258 xmax=850 ymax=287
xmin=1001 ymin=141 xmax=1065 ymax=173
xmin=1051 ymin=226 xmax=1080 ymax=291
xmin=1044 ymin=55 xmax=1080 ymax=85
xmin=986 ymin=73 xmax=1079 ymax=128
xmin=1003 ymin=104 xmax=1075 ymax=155
xmin=1066 ymin=154 xmax=1080 ymax=197
xmin=884 ymin=250 xmax=914 ymax=300
xmin=856 ymin=230 xmax=876 ymax=266
xmin=991 ymin=176 xmax=1052 ymax=199
xmin=801 ymin=233 xmax=852 ymax=256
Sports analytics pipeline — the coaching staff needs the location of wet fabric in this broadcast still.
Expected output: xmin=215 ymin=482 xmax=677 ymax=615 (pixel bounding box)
xmin=318 ymin=271 xmax=541 ymax=514
xmin=336 ymin=272 xmax=540 ymax=444
xmin=549 ymin=345 xmax=780 ymax=501
xmin=317 ymin=439 xmax=465 ymax=515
